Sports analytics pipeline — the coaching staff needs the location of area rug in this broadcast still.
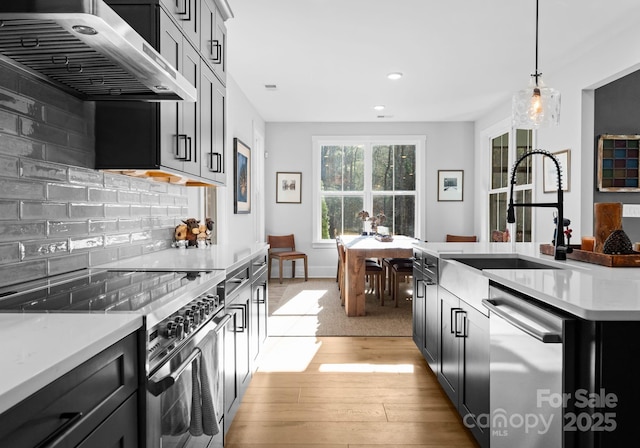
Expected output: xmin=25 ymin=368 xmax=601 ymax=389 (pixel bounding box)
xmin=268 ymin=278 xmax=413 ymax=337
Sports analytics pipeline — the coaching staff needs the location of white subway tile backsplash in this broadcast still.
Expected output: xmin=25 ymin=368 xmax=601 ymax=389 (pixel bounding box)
xmin=0 ymin=221 xmax=46 ymax=242
xmin=89 ymin=219 xmax=118 ymax=234
xmin=21 ymin=201 xmax=67 ymax=220
xmin=105 ymin=233 xmax=131 ymax=246
xmin=48 ymin=253 xmax=89 ymax=276
xmin=0 ymin=242 xmax=20 ymax=264
xmin=68 ymin=166 xmax=103 ymax=185
xmin=20 ymin=159 xmax=68 ymax=182
xmin=0 ymin=134 xmax=45 ymax=160
xmin=88 ymin=188 xmax=118 ymax=203
xmin=21 ymin=239 xmax=68 ymax=260
xmin=70 ymin=236 xmax=104 ymax=252
xmin=105 ymin=204 xmax=130 ymax=217
xmin=0 ymin=154 xmax=19 ymax=177
xmin=0 ymin=177 xmax=46 ymax=200
xmin=47 ymin=183 xmax=87 ymax=201
xmin=0 ymin=200 xmax=19 ymax=220
xmin=48 ymin=221 xmax=88 ymax=236
xmin=0 ymin=64 xmax=189 ymax=285
xmin=69 ymin=203 xmax=104 ymax=219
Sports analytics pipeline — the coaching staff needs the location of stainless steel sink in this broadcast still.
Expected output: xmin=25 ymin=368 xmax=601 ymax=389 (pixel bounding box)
xmin=450 ymin=256 xmax=560 ymax=270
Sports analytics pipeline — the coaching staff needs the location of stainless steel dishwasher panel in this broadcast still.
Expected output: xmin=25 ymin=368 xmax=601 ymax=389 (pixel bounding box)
xmin=484 ymin=285 xmax=573 ymax=448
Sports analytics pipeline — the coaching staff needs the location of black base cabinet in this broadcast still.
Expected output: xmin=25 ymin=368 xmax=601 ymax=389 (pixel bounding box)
xmin=438 ymin=286 xmax=489 ymax=448
xmin=412 ymin=250 xmax=439 ymax=373
xmin=0 ymin=331 xmax=140 ymax=448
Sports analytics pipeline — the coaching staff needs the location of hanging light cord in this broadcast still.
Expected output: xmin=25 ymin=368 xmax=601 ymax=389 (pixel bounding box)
xmin=533 ymin=0 xmax=541 ymax=87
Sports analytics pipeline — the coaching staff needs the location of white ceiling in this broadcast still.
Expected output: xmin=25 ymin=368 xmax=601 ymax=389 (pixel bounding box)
xmin=226 ymin=0 xmax=640 ymax=123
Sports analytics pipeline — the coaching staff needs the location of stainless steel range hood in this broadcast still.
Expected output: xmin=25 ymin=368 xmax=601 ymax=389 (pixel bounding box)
xmin=0 ymin=0 xmax=197 ymax=101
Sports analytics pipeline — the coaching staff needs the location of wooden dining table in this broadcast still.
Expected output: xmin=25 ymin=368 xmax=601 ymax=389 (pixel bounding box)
xmin=340 ymin=235 xmax=417 ymax=316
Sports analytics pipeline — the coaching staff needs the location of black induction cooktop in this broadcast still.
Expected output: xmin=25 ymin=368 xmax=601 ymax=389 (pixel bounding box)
xmin=0 ymin=269 xmax=221 ymax=313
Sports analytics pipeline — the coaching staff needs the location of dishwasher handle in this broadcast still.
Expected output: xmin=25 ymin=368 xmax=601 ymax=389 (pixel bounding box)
xmin=482 ymin=299 xmax=562 ymax=343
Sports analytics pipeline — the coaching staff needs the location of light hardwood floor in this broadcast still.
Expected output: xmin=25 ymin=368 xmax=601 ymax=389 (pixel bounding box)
xmin=224 ymin=281 xmax=480 ymax=448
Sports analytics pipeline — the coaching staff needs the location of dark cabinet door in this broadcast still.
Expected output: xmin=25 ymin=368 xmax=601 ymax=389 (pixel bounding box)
xmin=250 ymin=269 xmax=268 ymax=365
xmin=438 ymin=286 xmax=460 ymax=405
xmin=459 ymin=303 xmax=489 ymax=448
xmin=76 ymin=394 xmax=138 ymax=448
xmin=424 ymin=271 xmax=439 ymax=371
xmin=412 ymin=265 xmax=425 ymax=356
xmin=200 ymin=62 xmax=226 ymax=184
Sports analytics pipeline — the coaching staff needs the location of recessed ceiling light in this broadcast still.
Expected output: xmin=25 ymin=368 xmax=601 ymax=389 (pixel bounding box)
xmin=265 ymin=84 xmax=277 ymax=90
xmin=387 ymin=72 xmax=403 ymax=80
xmin=373 ymin=105 xmax=385 ymax=111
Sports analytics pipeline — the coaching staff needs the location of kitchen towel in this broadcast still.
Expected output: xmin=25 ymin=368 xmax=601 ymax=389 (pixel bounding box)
xmin=189 ymin=349 xmax=219 ymax=436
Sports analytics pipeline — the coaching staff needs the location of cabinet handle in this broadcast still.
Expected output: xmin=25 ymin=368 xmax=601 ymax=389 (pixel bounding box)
xmin=175 ymin=135 xmax=193 ymax=161
xmin=211 ymin=40 xmax=222 ymax=64
xmin=209 ymin=152 xmax=223 ymax=173
xmin=450 ymin=307 xmax=462 ymax=334
xmin=415 ymin=279 xmax=424 ymax=298
xmin=229 ymin=304 xmax=248 ymax=331
xmin=148 ymin=347 xmax=201 ymax=396
xmin=35 ymin=412 xmax=83 ymax=448
xmin=454 ymin=310 xmax=467 ymax=338
xmin=176 ymin=0 xmax=191 ymax=21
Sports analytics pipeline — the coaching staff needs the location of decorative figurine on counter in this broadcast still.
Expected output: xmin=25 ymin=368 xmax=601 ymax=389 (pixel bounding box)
xmin=174 ymin=223 xmax=188 ymax=248
xmin=205 ymin=217 xmax=214 ymax=245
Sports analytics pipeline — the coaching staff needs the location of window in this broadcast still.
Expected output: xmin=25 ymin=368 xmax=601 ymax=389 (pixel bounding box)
xmin=488 ymin=129 xmax=533 ymax=242
xmin=313 ymin=137 xmax=421 ymax=243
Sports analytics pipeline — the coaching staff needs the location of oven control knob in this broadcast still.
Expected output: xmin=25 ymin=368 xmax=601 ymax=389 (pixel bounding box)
xmin=183 ymin=308 xmax=197 ymax=327
xmin=198 ymin=301 xmax=210 ymax=316
xmin=173 ymin=316 xmax=185 ymax=339
xmin=191 ymin=304 xmax=204 ymax=321
xmin=165 ymin=321 xmax=178 ymax=339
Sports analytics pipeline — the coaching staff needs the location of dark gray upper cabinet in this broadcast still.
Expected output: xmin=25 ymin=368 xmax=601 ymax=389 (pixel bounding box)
xmin=96 ymin=0 xmax=229 ymax=186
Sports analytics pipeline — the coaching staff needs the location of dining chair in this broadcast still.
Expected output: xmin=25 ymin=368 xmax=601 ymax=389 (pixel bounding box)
xmin=446 ymin=234 xmax=477 ymax=242
xmin=384 ymin=258 xmax=413 ymax=307
xmin=267 ymin=234 xmax=308 ymax=284
xmin=337 ymin=239 xmax=383 ymax=305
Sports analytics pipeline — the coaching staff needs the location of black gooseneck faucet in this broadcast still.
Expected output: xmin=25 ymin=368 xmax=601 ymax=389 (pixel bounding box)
xmin=506 ymin=149 xmax=569 ymax=260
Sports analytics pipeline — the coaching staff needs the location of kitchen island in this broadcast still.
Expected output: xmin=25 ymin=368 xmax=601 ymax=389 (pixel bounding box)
xmin=413 ymin=241 xmax=640 ymax=448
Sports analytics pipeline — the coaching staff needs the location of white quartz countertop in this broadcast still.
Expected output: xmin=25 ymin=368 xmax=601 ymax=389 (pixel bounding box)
xmin=415 ymin=241 xmax=640 ymax=320
xmin=0 ymin=314 xmax=142 ymax=415
xmin=98 ymin=241 xmax=269 ymax=273
xmin=0 ymin=242 xmax=267 ymax=417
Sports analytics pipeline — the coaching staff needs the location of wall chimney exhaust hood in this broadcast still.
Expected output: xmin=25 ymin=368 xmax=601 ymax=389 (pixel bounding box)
xmin=0 ymin=0 xmax=197 ymax=101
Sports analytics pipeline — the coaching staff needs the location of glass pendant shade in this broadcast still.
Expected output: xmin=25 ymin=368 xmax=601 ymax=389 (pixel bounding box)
xmin=512 ymin=75 xmax=561 ymax=129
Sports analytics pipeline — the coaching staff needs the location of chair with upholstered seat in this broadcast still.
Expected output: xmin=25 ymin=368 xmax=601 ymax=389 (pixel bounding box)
xmin=446 ymin=234 xmax=477 ymax=242
xmin=383 ymin=258 xmax=413 ymax=306
xmin=268 ymin=234 xmax=308 ymax=284
xmin=336 ymin=239 xmax=383 ymax=305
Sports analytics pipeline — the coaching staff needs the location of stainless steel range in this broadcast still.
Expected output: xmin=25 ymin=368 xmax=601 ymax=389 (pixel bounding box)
xmin=0 ymin=267 xmax=229 ymax=448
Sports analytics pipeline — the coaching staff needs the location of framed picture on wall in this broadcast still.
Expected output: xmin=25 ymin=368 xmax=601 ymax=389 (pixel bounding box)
xmin=234 ymin=138 xmax=251 ymax=214
xmin=437 ymin=170 xmax=463 ymax=201
xmin=276 ymin=172 xmax=302 ymax=203
xmin=543 ymin=149 xmax=570 ymax=193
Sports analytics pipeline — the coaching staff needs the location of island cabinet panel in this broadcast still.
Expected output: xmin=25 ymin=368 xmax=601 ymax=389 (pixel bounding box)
xmin=437 ymin=284 xmax=489 ymax=448
xmin=0 ymin=332 xmax=139 ymax=448
xmin=412 ymin=250 xmax=439 ymax=372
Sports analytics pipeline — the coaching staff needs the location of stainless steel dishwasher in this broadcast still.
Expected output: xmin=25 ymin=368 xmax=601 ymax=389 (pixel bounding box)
xmin=483 ymin=284 xmax=576 ymax=448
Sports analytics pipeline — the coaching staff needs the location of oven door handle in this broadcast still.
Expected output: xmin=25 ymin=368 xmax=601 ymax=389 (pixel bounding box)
xmin=148 ymin=347 xmax=201 ymax=397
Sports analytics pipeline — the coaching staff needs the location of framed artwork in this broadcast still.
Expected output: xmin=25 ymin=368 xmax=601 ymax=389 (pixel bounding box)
xmin=234 ymin=138 xmax=251 ymax=214
xmin=437 ymin=170 xmax=463 ymax=201
xmin=276 ymin=171 xmax=302 ymax=203
xmin=597 ymin=134 xmax=640 ymax=192
xmin=543 ymin=149 xmax=570 ymax=193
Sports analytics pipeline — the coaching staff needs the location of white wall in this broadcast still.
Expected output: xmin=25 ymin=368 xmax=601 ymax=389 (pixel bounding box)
xmin=221 ymin=75 xmax=266 ymax=245
xmin=474 ymin=22 xmax=640 ymax=243
xmin=265 ymin=121 xmax=474 ymax=278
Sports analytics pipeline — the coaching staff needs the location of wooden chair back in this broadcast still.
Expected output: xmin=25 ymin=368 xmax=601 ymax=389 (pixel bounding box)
xmin=446 ymin=234 xmax=477 ymax=242
xmin=268 ymin=234 xmax=296 ymax=252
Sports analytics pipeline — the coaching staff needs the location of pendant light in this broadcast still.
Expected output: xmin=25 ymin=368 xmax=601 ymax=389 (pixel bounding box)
xmin=512 ymin=0 xmax=560 ymax=129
